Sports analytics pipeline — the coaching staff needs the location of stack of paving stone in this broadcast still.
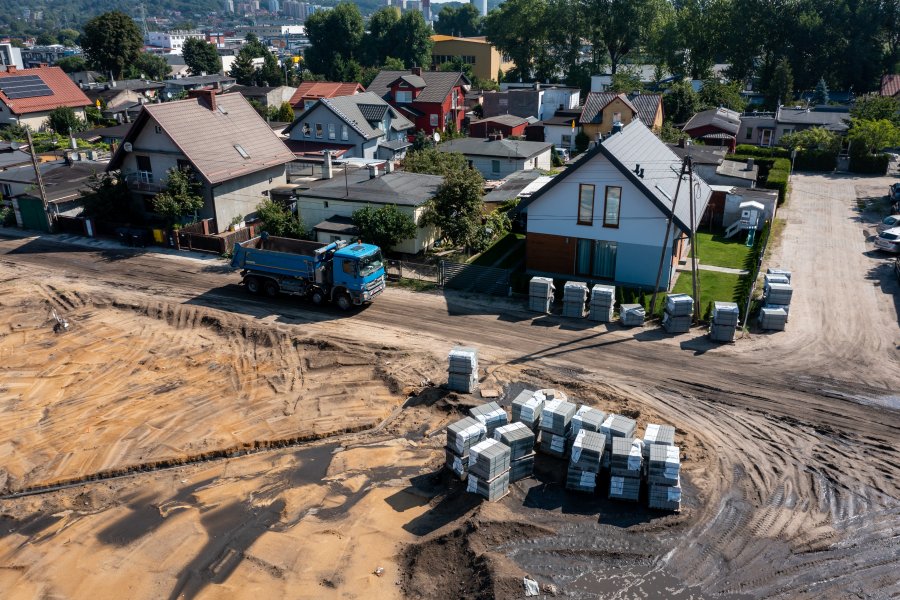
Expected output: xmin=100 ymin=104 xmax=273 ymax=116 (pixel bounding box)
xmin=571 ymin=405 xmax=606 ymax=437
xmin=538 ymin=398 xmax=577 ymax=458
xmin=445 ymin=416 xmax=487 ymax=479
xmin=566 ymin=430 xmax=606 ymax=493
xmin=709 ymin=301 xmax=740 ymax=343
xmin=760 ymin=269 xmax=793 ymax=331
xmin=589 ymin=284 xmax=615 ymax=322
xmin=641 ymin=423 xmax=676 ymax=459
xmin=609 ymin=437 xmax=643 ymax=502
xmin=494 ymin=422 xmax=536 ymax=482
xmin=620 ymin=303 xmax=645 ymax=327
xmin=447 ymin=346 xmax=478 ymax=393
xmin=510 ymin=389 xmax=541 ymax=431
xmin=562 ymin=281 xmax=589 ymax=318
xmin=758 ymin=306 xmax=788 ymax=331
xmin=529 ymin=276 xmax=555 ymax=314
xmin=466 ymin=438 xmax=511 ymax=502
xmin=609 ymin=475 xmax=641 ymax=502
xmin=600 ymin=414 xmax=637 ymax=450
xmin=647 ymin=444 xmax=682 ymax=511
xmin=469 ymin=401 xmax=508 ymax=437
xmin=662 ymin=293 xmax=694 ymax=334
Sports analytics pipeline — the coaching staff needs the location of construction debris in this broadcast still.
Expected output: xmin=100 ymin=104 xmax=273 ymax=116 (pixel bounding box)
xmin=529 ymin=277 xmax=555 ymax=314
xmin=589 ymin=284 xmax=615 ymax=323
xmin=447 ymin=347 xmax=479 ymax=393
xmin=562 ymin=281 xmax=589 ymax=318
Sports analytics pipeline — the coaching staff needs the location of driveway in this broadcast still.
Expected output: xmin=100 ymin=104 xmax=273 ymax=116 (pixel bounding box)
xmin=756 ymin=172 xmax=900 ymax=392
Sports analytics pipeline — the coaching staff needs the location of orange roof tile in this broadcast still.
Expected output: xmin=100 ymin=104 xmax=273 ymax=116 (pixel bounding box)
xmin=0 ymin=66 xmax=92 ymax=115
xmin=289 ymin=81 xmax=363 ymax=107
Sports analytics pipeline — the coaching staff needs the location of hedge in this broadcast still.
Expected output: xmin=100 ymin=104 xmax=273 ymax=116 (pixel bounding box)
xmin=727 ymin=155 xmax=791 ymax=204
xmin=793 ymin=150 xmax=837 ymax=171
xmin=849 ymin=153 xmax=891 ymax=175
xmin=733 ymin=144 xmax=791 ymax=159
xmin=735 ymin=220 xmax=771 ymax=324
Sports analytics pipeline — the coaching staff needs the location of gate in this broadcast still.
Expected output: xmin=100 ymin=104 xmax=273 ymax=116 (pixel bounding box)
xmin=440 ymin=260 xmax=510 ymax=296
xmin=15 ymin=196 xmax=50 ymax=232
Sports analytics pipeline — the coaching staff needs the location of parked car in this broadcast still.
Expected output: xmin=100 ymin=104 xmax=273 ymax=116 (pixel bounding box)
xmin=891 ymin=183 xmax=900 ymax=212
xmin=895 ymin=257 xmax=900 ymax=282
xmin=875 ymin=227 xmax=900 ymax=253
xmin=554 ymin=147 xmax=570 ymax=162
xmin=878 ymin=214 xmax=900 ymax=233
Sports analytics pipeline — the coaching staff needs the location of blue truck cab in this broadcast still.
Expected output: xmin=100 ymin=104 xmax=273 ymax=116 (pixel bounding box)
xmin=231 ymin=234 xmax=386 ymax=310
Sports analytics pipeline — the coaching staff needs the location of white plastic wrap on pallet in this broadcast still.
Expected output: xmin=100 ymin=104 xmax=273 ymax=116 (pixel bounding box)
xmin=466 ymin=475 xmax=478 ymax=493
xmin=628 ymin=440 xmax=643 ymax=471
xmin=452 ymin=422 xmax=487 ymax=455
xmin=610 ymin=476 xmax=625 ymax=495
xmin=580 ymin=471 xmax=596 ymax=486
xmin=571 ymin=429 xmax=585 ymax=463
xmin=668 ymin=487 xmax=682 ymax=502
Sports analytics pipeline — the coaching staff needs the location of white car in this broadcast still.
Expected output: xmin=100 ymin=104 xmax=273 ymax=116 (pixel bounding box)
xmin=875 ymin=227 xmax=900 ymax=253
xmin=878 ymin=215 xmax=900 ymax=233
xmin=554 ymin=147 xmax=570 ymax=162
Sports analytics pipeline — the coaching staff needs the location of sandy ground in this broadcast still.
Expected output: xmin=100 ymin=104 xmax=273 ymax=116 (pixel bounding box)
xmin=0 ymin=171 xmax=899 ymax=599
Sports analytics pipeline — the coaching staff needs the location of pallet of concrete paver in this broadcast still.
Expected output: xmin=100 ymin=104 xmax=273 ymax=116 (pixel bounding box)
xmin=610 ymin=437 xmax=643 ymax=478
xmin=565 ymin=464 xmax=597 ymax=493
xmin=468 ymin=438 xmax=511 ymax=481
xmin=448 ymin=346 xmax=478 ymax=372
xmin=539 ymin=431 xmax=568 ymax=458
xmin=665 ymin=294 xmax=694 ymax=317
xmin=648 ymin=444 xmax=681 ymax=486
xmin=662 ymin=311 xmax=692 ymax=334
xmin=529 ymin=296 xmax=553 ymax=313
xmin=764 ymin=273 xmax=790 ymax=288
xmin=446 ymin=416 xmax=487 ymax=456
xmin=470 ymin=401 xmax=508 ymax=436
xmin=466 ymin=470 xmax=510 ymax=502
xmin=648 ymin=480 xmax=682 ymax=511
xmin=766 ymin=268 xmax=792 ymax=282
xmin=562 ymin=281 xmax=589 ymax=318
xmin=589 ymin=285 xmax=615 ymax=323
xmin=712 ymin=302 xmax=740 ymax=326
xmin=600 ymin=414 xmax=637 ymax=449
xmin=571 ymin=405 xmax=606 ymax=436
xmin=509 ymin=453 xmax=535 ymax=482
xmin=764 ymin=282 xmax=793 ymax=305
xmin=709 ymin=322 xmax=737 ymax=343
xmin=494 ymin=422 xmax=535 ymax=460
xmin=642 ymin=423 xmax=675 ymax=458
xmin=529 ymin=276 xmax=555 ymax=298
xmin=620 ymin=304 xmax=645 ymax=327
xmin=511 ymin=389 xmax=543 ymax=430
xmin=764 ymin=303 xmax=790 ymax=321
xmin=570 ymin=429 xmax=605 ymax=473
xmin=609 ymin=475 xmax=641 ymax=502
xmin=445 ymin=447 xmax=469 ymax=480
xmin=540 ymin=399 xmax=577 ymax=436
xmin=758 ymin=306 xmax=788 ymax=331
xmin=447 ymin=372 xmax=478 ymax=393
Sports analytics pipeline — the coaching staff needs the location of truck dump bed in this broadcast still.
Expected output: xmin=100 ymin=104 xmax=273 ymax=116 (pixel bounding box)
xmin=231 ymin=235 xmax=323 ymax=277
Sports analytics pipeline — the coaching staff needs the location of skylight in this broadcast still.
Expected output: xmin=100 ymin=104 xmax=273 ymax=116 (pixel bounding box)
xmin=234 ymin=144 xmax=250 ymax=159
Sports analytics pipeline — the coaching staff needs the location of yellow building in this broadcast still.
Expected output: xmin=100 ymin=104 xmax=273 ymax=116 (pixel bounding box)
xmin=579 ymin=92 xmax=664 ymax=140
xmin=430 ymin=35 xmax=514 ymax=83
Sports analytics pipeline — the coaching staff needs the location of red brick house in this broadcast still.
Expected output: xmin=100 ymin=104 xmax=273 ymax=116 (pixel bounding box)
xmin=468 ymin=114 xmax=530 ymax=138
xmin=365 ymin=67 xmax=470 ymax=135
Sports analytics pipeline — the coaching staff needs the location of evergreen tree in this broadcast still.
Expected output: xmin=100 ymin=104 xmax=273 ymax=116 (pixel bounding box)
xmin=229 ymin=52 xmax=258 ymax=86
xmin=765 ymin=57 xmax=794 ymax=109
xmin=811 ymin=77 xmax=830 ymax=106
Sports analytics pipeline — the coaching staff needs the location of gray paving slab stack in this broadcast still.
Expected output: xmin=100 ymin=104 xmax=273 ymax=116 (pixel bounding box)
xmin=468 ymin=438 xmax=511 ymax=481
xmin=589 ymin=284 xmax=615 ymax=322
xmin=571 ymin=405 xmax=606 ymax=436
xmin=445 ymin=447 xmax=469 ymax=479
xmin=764 ymin=281 xmax=793 ymax=305
xmin=648 ymin=480 xmax=682 ymax=511
xmin=493 ymin=422 xmax=536 ymax=460
xmin=647 ymin=444 xmax=681 ymax=486
xmin=765 ymin=303 xmax=790 ymax=321
xmin=447 ymin=346 xmax=478 ymax=393
xmin=445 ymin=416 xmax=487 ymax=479
xmin=540 ymin=399 xmax=578 ymax=437
xmin=469 ymin=401 xmax=508 ymax=436
xmin=663 ymin=294 xmax=694 ymax=334
xmin=610 ymin=437 xmax=644 ymax=478
xmin=620 ymin=303 xmax=645 ymax=327
xmin=709 ymin=301 xmax=740 ymax=343
xmin=766 ymin=268 xmax=792 ymax=282
xmin=642 ymin=423 xmax=675 ymax=459
xmin=758 ymin=306 xmax=788 ymax=331
xmin=539 ymin=432 xmax=569 ymax=458
xmin=566 ymin=464 xmax=598 ymax=493
xmin=466 ymin=470 xmax=511 ymax=502
xmin=511 ymin=389 xmax=543 ymax=431
xmin=529 ymin=276 xmax=555 ymax=314
xmin=509 ymin=454 xmax=535 ymax=482
xmin=569 ymin=429 xmax=605 ymax=473
xmin=562 ymin=281 xmax=589 ymax=318
xmin=608 ymin=475 xmax=641 ymax=502
xmin=600 ymin=414 xmax=637 ymax=451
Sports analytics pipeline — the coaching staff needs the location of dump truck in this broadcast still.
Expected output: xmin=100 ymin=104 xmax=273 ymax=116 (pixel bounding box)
xmin=230 ymin=234 xmax=386 ymax=310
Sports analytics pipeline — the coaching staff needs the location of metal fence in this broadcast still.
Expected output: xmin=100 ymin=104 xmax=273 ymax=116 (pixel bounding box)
xmin=439 ymin=260 xmax=510 ymax=296
xmin=385 ymin=259 xmax=439 ymax=282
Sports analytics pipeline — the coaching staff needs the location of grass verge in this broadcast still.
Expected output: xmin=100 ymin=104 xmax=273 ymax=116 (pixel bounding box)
xmin=469 ymin=232 xmax=525 ymax=268
xmin=670 ymin=270 xmax=742 ymax=319
xmin=691 ymin=230 xmax=752 ymax=270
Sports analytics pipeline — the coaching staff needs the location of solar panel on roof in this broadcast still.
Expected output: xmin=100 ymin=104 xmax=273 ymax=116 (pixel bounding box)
xmin=0 ymin=75 xmax=53 ymax=99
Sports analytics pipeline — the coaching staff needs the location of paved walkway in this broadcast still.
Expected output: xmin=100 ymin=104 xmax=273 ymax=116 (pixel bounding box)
xmin=676 ymin=263 xmax=748 ymax=275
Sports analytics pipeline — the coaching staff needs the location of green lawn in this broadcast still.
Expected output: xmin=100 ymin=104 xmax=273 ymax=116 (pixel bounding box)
xmin=670 ymin=270 xmax=742 ymax=316
xmin=690 ymin=230 xmax=752 ymax=270
xmin=469 ymin=232 xmax=525 ymax=268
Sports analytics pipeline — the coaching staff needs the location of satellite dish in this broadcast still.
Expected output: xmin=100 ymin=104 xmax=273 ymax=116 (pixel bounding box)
xmin=123 ymin=142 xmax=133 ymax=152
xmin=10 ymin=142 xmax=19 ymax=150
xmin=433 ymin=132 xmax=441 ymax=143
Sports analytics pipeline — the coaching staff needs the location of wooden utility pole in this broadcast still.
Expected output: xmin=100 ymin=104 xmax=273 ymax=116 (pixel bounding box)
xmin=24 ymin=128 xmax=52 ymax=232
xmin=686 ymin=156 xmax=701 ymax=324
xmin=649 ymin=159 xmax=688 ymax=316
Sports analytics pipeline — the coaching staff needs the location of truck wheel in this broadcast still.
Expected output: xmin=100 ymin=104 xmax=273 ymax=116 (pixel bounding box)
xmin=245 ymin=276 xmax=261 ymax=294
xmin=310 ymin=289 xmax=325 ymax=306
xmin=336 ymin=294 xmax=353 ymax=311
xmin=263 ymin=280 xmax=279 ymax=297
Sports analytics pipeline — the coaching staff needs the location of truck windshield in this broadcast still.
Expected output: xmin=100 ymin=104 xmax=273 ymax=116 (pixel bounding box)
xmin=359 ymin=250 xmax=384 ymax=277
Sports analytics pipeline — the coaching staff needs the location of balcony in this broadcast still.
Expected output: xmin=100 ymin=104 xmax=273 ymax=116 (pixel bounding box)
xmin=123 ymin=171 xmax=165 ymax=193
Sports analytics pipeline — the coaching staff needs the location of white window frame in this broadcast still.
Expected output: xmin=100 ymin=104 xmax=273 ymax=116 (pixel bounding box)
xmin=341 ymin=124 xmax=348 ymax=141
xmin=396 ymin=90 xmax=412 ymax=103
xmin=328 ymin=123 xmax=335 ymax=140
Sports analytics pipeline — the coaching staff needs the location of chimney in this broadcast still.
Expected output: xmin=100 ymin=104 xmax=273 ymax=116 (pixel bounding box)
xmin=746 ymin=157 xmax=755 ymax=171
xmin=187 ymin=89 xmax=216 ymax=111
xmin=411 ymin=66 xmax=422 ymax=76
xmin=322 ymin=150 xmax=333 ymax=179
xmin=385 ymin=160 xmax=395 ymax=173
xmin=368 ymin=163 xmax=381 ymax=179
xmin=6 ymin=65 xmax=15 ymax=74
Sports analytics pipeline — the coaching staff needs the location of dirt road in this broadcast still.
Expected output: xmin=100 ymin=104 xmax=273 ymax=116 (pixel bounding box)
xmin=1 ymin=171 xmax=899 ymax=599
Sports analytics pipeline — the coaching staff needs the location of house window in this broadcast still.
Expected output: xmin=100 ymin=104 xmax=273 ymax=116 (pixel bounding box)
xmin=154 ymin=125 xmax=162 ymax=134
xmin=575 ymin=239 xmax=617 ymax=279
xmin=603 ymin=186 xmax=621 ymax=228
xmin=396 ymin=90 xmax=412 ymax=103
xmin=451 ymin=91 xmax=458 ymax=110
xmin=491 ymin=160 xmax=500 ymax=174
xmin=315 ymin=124 xmax=323 ymax=138
xmin=341 ymin=125 xmax=348 ymax=141
xmin=430 ymin=113 xmax=439 ymax=127
xmin=1 ymin=183 xmax=11 ymax=198
xmin=302 ymin=122 xmax=311 ymax=137
xmin=612 ymin=111 xmax=622 ymax=123
xmin=561 ymin=134 xmax=572 ymax=147
xmin=745 ymin=127 xmax=753 ymax=140
xmin=324 ymin=201 xmax=329 ymax=208
xmin=577 ymin=183 xmax=595 ymax=225
xmin=136 ymin=155 xmax=153 ymax=183
xmin=533 ymin=157 xmax=538 ymax=168
xmin=328 ymin=123 xmax=335 ymax=140
xmin=304 ymin=100 xmax=316 ymax=109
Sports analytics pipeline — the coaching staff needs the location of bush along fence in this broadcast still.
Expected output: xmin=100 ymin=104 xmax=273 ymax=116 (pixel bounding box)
xmin=728 ymin=154 xmax=791 ymax=205
xmin=735 ymin=220 xmax=772 ymax=327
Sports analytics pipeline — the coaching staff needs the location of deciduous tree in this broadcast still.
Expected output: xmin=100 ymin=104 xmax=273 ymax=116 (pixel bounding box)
xmin=81 ymin=11 xmax=143 ymax=80
xmin=152 ymin=168 xmax=204 ymax=225
xmin=351 ymin=204 xmax=416 ymax=252
xmin=421 ymin=168 xmax=485 ymax=249
xmin=183 ymin=38 xmax=222 ymax=76
xmin=256 ymin=199 xmax=305 ymax=238
xmin=435 ymin=4 xmax=482 ymax=37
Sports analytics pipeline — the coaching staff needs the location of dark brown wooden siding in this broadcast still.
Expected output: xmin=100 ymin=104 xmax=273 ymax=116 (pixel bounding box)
xmin=526 ymin=232 xmax=576 ymax=275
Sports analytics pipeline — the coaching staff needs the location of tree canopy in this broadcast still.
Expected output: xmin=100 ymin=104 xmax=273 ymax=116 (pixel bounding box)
xmin=80 ymin=11 xmax=143 ymax=80
xmin=421 ymin=168 xmax=485 ymax=249
xmin=403 ymin=148 xmax=468 ymax=177
xmin=129 ymin=53 xmax=171 ymax=81
xmin=256 ymin=199 xmax=305 ymax=239
xmin=304 ymin=2 xmax=365 ymax=80
xmin=47 ymin=106 xmax=84 ymax=135
xmin=352 ymin=204 xmax=417 ymax=252
xmin=183 ymin=38 xmax=222 ymax=76
xmin=152 ymin=168 xmax=204 ymax=225
xmin=434 ymin=4 xmax=483 ymax=37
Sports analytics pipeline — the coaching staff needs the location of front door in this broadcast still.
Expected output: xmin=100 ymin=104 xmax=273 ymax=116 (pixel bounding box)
xmin=760 ymin=129 xmax=773 ymax=147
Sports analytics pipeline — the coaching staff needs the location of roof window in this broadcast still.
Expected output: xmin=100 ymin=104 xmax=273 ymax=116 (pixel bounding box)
xmin=234 ymin=144 xmax=250 ymax=159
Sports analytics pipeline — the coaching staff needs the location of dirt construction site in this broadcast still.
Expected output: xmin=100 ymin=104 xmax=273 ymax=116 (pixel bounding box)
xmin=1 ymin=171 xmax=899 ymax=599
